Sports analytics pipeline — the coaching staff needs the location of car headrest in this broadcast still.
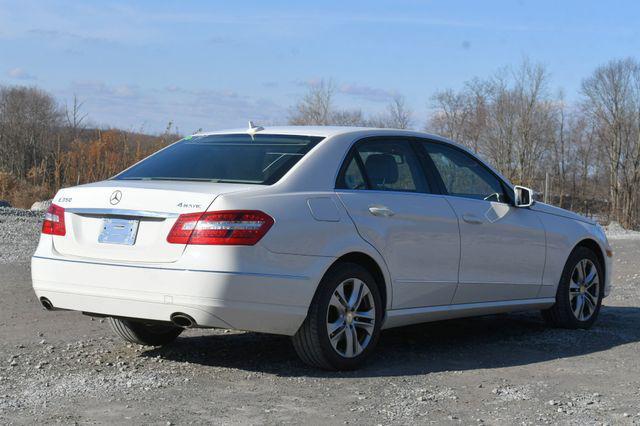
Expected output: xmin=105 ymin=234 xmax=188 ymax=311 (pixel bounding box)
xmin=364 ymin=153 xmax=399 ymax=186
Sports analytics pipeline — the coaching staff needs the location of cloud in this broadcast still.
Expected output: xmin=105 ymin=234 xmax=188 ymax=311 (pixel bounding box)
xmin=28 ymin=29 xmax=111 ymax=45
xmin=6 ymin=68 xmax=37 ymax=80
xmin=206 ymin=35 xmax=241 ymax=47
xmin=56 ymin=81 xmax=287 ymax=134
xmin=70 ymin=80 xmax=140 ymax=99
xmin=295 ymin=78 xmax=324 ymax=88
xmin=338 ymin=83 xmax=395 ymax=102
xmin=294 ymin=79 xmax=395 ymax=102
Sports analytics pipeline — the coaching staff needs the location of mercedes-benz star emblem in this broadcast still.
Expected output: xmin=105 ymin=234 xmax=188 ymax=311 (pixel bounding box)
xmin=110 ymin=190 xmax=122 ymax=205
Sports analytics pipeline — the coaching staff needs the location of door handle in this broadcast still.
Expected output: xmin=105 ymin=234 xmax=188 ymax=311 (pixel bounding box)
xmin=368 ymin=205 xmax=395 ymax=217
xmin=462 ymin=213 xmax=483 ymax=224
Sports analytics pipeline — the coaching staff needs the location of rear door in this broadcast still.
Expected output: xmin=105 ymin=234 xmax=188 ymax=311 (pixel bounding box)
xmin=419 ymin=141 xmax=546 ymax=303
xmin=336 ymin=138 xmax=460 ymax=309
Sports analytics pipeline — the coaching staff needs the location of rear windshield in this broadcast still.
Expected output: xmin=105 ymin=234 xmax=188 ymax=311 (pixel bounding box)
xmin=114 ymin=134 xmax=323 ymax=185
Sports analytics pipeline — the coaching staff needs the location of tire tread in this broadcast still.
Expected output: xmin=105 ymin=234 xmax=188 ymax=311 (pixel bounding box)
xmin=542 ymin=247 xmax=603 ymax=330
xmin=108 ymin=317 xmax=182 ymax=346
xmin=292 ymin=262 xmax=382 ymax=370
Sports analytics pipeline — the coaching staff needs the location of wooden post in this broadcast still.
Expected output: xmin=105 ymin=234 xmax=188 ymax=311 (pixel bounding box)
xmin=544 ymin=172 xmax=549 ymax=204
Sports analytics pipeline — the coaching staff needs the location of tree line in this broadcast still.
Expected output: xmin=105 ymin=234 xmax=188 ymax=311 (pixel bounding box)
xmin=289 ymin=58 xmax=640 ymax=229
xmin=0 ymin=86 xmax=177 ymax=208
xmin=1 ymin=57 xmax=639 ymax=229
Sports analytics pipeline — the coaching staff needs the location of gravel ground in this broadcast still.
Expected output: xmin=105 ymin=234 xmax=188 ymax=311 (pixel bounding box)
xmin=0 ymin=208 xmax=42 ymax=264
xmin=1 ymin=210 xmax=639 ymax=424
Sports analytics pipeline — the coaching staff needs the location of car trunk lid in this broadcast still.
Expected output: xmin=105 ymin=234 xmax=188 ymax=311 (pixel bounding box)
xmin=52 ymin=180 xmax=256 ymax=263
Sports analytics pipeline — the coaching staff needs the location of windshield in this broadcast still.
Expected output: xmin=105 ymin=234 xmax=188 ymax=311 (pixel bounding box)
xmin=114 ymin=134 xmax=323 ymax=184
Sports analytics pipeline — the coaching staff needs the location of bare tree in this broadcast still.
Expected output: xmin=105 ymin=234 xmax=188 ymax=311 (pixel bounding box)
xmin=427 ymin=58 xmax=640 ymax=225
xmin=566 ymin=112 xmax=600 ymax=209
xmin=331 ymin=109 xmax=367 ymax=126
xmin=374 ymin=95 xmax=412 ymax=129
xmin=427 ymin=61 xmax=556 ymax=187
xmin=0 ymin=86 xmax=62 ymax=178
xmin=509 ymin=60 xmax=555 ymax=185
xmin=289 ymin=80 xmax=335 ymax=125
xmin=289 ymin=79 xmax=402 ymax=127
xmin=553 ymin=91 xmax=568 ymax=206
xmin=581 ymin=57 xmax=640 ymax=226
xmin=65 ymin=94 xmax=88 ymax=141
xmin=461 ymin=79 xmax=489 ymax=153
xmin=427 ymin=81 xmax=489 ymax=154
xmin=428 ymin=89 xmax=470 ymax=141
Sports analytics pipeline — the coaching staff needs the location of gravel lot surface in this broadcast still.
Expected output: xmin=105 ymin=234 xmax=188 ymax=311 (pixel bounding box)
xmin=1 ymin=209 xmax=639 ymax=424
xmin=0 ymin=208 xmax=41 ymax=264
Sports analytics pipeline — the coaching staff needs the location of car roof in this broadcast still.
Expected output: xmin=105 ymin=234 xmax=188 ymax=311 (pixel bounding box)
xmin=192 ymin=125 xmax=514 ymax=190
xmin=192 ymin=125 xmax=448 ymax=140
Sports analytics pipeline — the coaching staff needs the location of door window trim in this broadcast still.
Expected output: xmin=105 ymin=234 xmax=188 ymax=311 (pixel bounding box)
xmin=335 ymin=136 xmax=438 ymax=194
xmin=413 ymin=138 xmax=514 ymax=205
xmin=335 ymin=135 xmax=514 ymax=204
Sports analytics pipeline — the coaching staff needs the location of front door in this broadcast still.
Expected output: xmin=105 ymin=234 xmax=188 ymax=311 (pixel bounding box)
xmin=420 ymin=141 xmax=546 ymax=304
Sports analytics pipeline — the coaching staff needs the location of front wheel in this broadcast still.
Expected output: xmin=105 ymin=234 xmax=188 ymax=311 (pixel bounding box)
xmin=292 ymin=262 xmax=383 ymax=370
xmin=108 ymin=317 xmax=183 ymax=346
xmin=542 ymin=247 xmax=604 ymax=329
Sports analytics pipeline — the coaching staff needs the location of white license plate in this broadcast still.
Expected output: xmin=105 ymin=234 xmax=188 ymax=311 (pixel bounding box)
xmin=98 ymin=218 xmax=139 ymax=245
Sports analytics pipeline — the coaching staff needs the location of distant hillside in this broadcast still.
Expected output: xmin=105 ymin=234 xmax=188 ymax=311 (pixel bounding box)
xmin=0 ymin=85 xmax=180 ymax=208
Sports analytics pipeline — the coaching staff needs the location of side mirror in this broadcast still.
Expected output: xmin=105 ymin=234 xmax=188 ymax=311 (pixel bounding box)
xmin=514 ymin=185 xmax=534 ymax=207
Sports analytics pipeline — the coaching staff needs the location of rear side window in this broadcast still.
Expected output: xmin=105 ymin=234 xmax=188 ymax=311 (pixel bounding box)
xmin=115 ymin=134 xmax=323 ymax=185
xmin=422 ymin=142 xmax=508 ymax=202
xmin=337 ymin=139 xmax=429 ymax=193
xmin=340 ymin=157 xmax=367 ymax=190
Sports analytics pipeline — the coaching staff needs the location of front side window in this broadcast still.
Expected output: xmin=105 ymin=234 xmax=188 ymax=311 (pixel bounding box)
xmin=352 ymin=140 xmax=428 ymax=192
xmin=115 ymin=134 xmax=323 ymax=185
xmin=423 ymin=142 xmax=508 ymax=202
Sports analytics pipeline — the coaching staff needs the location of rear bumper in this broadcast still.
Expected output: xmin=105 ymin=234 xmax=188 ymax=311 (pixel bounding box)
xmin=32 ymin=252 xmax=330 ymax=336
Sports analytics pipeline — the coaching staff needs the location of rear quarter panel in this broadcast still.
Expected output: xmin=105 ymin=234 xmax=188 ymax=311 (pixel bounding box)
xmin=210 ymin=189 xmax=394 ymax=310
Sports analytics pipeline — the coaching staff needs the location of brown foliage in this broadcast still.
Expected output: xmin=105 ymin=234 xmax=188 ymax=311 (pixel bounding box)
xmin=0 ymin=84 xmax=179 ymax=208
xmin=51 ymin=130 xmax=168 ymax=190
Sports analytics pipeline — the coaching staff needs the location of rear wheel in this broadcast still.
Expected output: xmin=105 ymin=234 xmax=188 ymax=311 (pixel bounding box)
xmin=108 ymin=317 xmax=183 ymax=346
xmin=292 ymin=262 xmax=383 ymax=370
xmin=542 ymin=247 xmax=603 ymax=329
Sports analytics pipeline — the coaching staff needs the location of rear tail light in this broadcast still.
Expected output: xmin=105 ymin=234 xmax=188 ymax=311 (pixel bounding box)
xmin=167 ymin=210 xmax=274 ymax=245
xmin=42 ymin=204 xmax=66 ymax=236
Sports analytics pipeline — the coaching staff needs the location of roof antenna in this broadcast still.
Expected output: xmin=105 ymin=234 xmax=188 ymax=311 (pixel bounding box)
xmin=247 ymin=121 xmax=264 ymax=140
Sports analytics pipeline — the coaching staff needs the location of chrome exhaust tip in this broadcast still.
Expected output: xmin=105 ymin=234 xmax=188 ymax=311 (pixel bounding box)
xmin=40 ymin=297 xmax=54 ymax=311
xmin=170 ymin=313 xmax=196 ymax=328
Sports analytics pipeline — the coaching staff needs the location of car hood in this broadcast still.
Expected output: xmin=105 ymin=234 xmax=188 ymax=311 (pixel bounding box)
xmin=530 ymin=202 xmax=596 ymax=225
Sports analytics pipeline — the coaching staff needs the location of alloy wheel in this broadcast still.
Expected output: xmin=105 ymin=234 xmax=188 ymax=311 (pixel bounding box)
xmin=569 ymin=258 xmax=600 ymax=321
xmin=326 ymin=278 xmax=376 ymax=358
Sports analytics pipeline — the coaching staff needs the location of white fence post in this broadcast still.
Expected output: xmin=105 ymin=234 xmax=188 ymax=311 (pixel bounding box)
xmin=544 ymin=172 xmax=549 ymax=204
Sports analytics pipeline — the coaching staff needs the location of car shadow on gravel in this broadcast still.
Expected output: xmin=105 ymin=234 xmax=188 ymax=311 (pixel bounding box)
xmin=140 ymin=305 xmax=640 ymax=378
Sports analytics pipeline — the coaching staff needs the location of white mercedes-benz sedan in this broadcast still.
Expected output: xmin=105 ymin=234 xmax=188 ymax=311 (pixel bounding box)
xmin=32 ymin=126 xmax=612 ymax=370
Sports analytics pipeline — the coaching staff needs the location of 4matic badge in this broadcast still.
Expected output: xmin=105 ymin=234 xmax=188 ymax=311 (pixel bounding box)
xmin=177 ymin=202 xmax=201 ymax=209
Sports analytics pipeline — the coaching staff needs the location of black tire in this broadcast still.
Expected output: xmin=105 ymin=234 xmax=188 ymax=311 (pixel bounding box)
xmin=542 ymin=247 xmax=604 ymax=329
xmin=108 ymin=317 xmax=183 ymax=346
xmin=292 ymin=262 xmax=383 ymax=370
